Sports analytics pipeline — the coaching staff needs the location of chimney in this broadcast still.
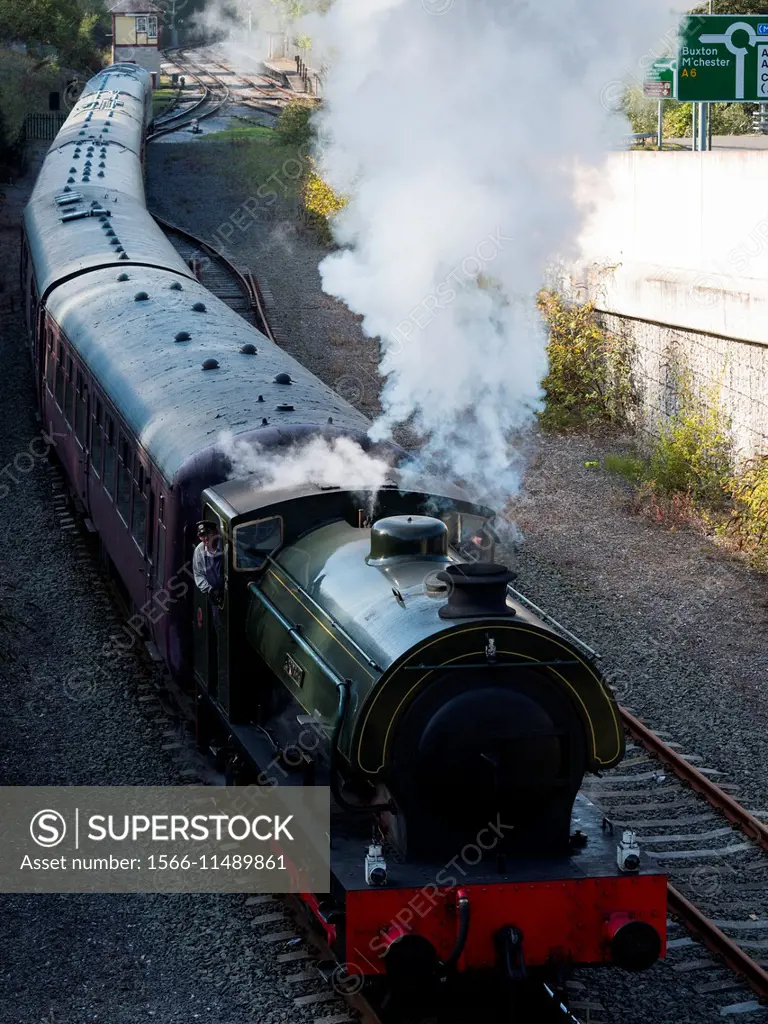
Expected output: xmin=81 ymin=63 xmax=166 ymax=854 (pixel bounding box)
xmin=437 ymin=563 xmax=517 ymax=619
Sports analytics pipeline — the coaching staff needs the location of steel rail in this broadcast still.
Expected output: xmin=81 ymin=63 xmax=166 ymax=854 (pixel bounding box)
xmin=667 ymin=885 xmax=768 ymax=1002
xmin=620 ymin=708 xmax=768 ymax=1004
xmin=621 ymin=708 xmax=768 ymax=852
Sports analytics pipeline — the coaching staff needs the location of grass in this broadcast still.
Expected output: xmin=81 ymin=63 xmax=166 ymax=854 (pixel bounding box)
xmin=603 ymin=453 xmax=645 ymax=485
xmin=200 ymin=124 xmax=276 ymax=142
xmin=152 ymin=87 xmax=177 ymax=117
xmin=193 ymin=128 xmax=308 ymax=204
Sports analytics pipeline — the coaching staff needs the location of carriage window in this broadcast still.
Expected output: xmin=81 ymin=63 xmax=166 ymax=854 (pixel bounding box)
xmin=91 ymin=400 xmax=103 ymax=478
xmin=131 ymin=458 xmax=147 ymax=552
xmin=55 ymin=344 xmax=65 ymax=408
xmin=45 ymin=347 xmax=55 ymax=393
xmin=147 ymin=15 xmax=157 ymax=37
xmin=103 ymin=415 xmax=116 ymax=498
xmin=147 ymin=491 xmax=155 ymax=559
xmin=64 ymin=376 xmax=75 ymax=428
xmin=233 ymin=517 xmax=283 ymax=570
xmin=136 ymin=15 xmax=147 ymax=33
xmin=156 ymin=524 xmax=166 ymax=590
xmin=132 ymin=489 xmax=147 ymax=551
xmin=75 ymin=383 xmax=88 ymax=446
xmin=117 ymin=437 xmax=132 ymax=526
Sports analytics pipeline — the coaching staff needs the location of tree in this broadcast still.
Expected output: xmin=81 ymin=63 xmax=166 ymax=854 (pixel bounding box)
xmin=0 ymin=0 xmax=107 ymax=71
xmin=689 ymin=2 xmax=768 ymax=12
xmin=269 ymin=0 xmax=334 ymax=27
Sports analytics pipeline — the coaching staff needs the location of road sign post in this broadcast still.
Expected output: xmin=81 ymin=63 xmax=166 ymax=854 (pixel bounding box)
xmin=678 ymin=15 xmax=768 ymax=102
xmin=643 ymin=57 xmax=674 ymax=149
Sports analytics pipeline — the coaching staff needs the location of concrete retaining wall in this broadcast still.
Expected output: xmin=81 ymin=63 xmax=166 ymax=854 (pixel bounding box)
xmin=559 ymin=150 xmax=768 ymax=457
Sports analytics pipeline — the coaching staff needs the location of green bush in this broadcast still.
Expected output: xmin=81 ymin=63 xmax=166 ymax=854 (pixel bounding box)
xmin=663 ymin=100 xmax=754 ymax=137
xmin=646 ymin=383 xmax=733 ymax=503
xmin=276 ymin=99 xmax=315 ymax=147
xmin=721 ymin=456 xmax=768 ymax=567
xmin=623 ymin=86 xmax=662 ymax=134
xmin=537 ymin=292 xmax=635 ymax=432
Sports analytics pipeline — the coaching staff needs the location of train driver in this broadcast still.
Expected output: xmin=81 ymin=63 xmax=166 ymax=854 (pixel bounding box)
xmin=193 ymin=520 xmax=224 ymax=617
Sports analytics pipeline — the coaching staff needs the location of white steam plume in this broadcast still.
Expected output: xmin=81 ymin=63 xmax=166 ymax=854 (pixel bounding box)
xmin=220 ymin=433 xmax=392 ymax=494
xmin=300 ymin=0 xmax=674 ymax=507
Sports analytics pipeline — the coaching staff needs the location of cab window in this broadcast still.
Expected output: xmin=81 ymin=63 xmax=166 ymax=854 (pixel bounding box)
xmin=233 ymin=517 xmax=282 ymax=570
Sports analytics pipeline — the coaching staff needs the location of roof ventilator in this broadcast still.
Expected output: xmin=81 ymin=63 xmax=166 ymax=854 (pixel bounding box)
xmin=61 ymin=210 xmax=92 ymax=223
xmin=169 ymin=282 xmax=183 ymax=291
xmin=174 ymin=331 xmax=191 ymax=342
xmin=134 ymin=292 xmax=149 ymax=302
xmin=192 ymin=302 xmax=207 ymax=313
xmin=274 ymin=372 xmax=292 ymax=385
xmin=117 ymin=273 xmax=130 ymax=282
xmin=202 ymin=359 xmax=219 ymax=371
xmin=240 ymin=344 xmax=257 ymax=355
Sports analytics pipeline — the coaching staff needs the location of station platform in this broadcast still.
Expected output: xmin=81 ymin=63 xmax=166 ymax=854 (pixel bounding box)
xmin=262 ymin=58 xmax=322 ymax=96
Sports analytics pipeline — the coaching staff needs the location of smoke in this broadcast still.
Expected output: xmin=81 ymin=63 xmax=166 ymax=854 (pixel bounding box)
xmin=297 ymin=0 xmax=674 ymax=507
xmin=220 ymin=432 xmax=393 ymax=495
xmin=188 ymin=0 xmax=286 ymax=60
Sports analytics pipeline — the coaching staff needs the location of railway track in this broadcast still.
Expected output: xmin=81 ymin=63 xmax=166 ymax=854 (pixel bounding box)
xmin=148 ymin=49 xmax=230 ymax=140
xmin=584 ymin=705 xmax=768 ymax=1014
xmin=200 ymin=47 xmax=305 ymax=116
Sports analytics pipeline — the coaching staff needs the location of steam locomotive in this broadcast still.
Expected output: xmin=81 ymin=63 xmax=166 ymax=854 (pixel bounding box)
xmin=22 ymin=62 xmax=666 ymax=1010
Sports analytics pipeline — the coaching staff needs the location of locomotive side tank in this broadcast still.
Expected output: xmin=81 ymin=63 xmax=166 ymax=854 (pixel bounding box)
xmin=249 ymin=510 xmax=623 ymax=860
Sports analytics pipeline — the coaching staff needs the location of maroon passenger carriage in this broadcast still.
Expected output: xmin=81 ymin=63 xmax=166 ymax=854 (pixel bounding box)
xmin=22 ymin=62 xmax=668 ymax=1017
xmin=21 ymin=62 xmax=371 ymax=680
